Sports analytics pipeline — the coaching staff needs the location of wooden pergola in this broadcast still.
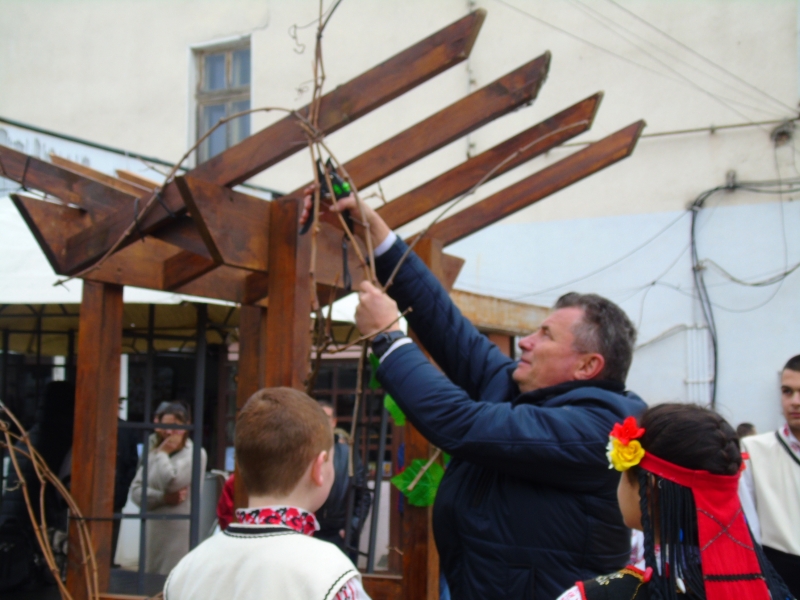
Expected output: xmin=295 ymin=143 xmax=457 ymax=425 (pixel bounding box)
xmin=0 ymin=9 xmax=644 ymax=599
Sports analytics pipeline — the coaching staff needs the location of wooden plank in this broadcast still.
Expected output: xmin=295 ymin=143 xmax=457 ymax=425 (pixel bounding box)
xmin=191 ymin=10 xmax=486 ymax=187
xmin=362 ymin=574 xmax=403 ymax=600
xmin=154 ymin=215 xmax=213 ymax=259
xmin=234 ymin=304 xmax=267 ymax=510
xmin=41 ymin=11 xmax=486 ymax=275
xmin=378 ymin=93 xmax=603 ymax=229
xmin=317 ymin=52 xmax=551 ymax=196
xmin=115 ymin=168 xmax=161 ymax=190
xmin=66 ymin=281 xmax=123 ymax=598
xmin=175 ymin=175 xmax=270 ymax=271
xmin=174 ymin=265 xmax=250 ymax=303
xmin=0 ymin=144 xmax=132 ymax=215
xmin=441 ymin=254 xmax=464 ymax=292
xmin=264 ymin=197 xmax=312 ymax=389
xmin=10 ymin=193 xmax=90 ymax=274
xmin=487 ymin=332 xmax=514 ymax=357
xmin=162 ymin=249 xmax=218 ymax=290
xmin=428 ymin=120 xmax=647 ymax=245
xmin=86 ymin=236 xmax=181 ymax=291
xmin=49 ymin=154 xmax=151 ymax=196
xmin=243 ymin=272 xmax=270 ymax=305
xmin=450 ymin=289 xmax=549 ymax=336
xmin=62 ymin=181 xmax=186 ymax=274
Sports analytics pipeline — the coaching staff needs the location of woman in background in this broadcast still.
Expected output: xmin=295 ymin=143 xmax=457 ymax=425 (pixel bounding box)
xmin=130 ymin=402 xmax=206 ymax=575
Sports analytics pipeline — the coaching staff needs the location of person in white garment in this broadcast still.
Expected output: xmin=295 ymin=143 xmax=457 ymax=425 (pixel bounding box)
xmin=163 ymin=387 xmax=371 ymax=600
xmin=130 ymin=401 xmax=206 ymax=575
xmin=740 ymin=354 xmax=800 ymax=598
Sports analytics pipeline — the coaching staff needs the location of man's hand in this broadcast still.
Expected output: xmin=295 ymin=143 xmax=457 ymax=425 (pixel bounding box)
xmin=299 ymin=186 xmax=392 ymax=249
xmin=355 ymin=281 xmax=401 ymax=336
xmin=164 ymin=487 xmax=189 ymax=506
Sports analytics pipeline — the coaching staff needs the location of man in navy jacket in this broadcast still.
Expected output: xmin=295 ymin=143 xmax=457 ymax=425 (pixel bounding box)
xmin=312 ymin=194 xmax=647 ymax=600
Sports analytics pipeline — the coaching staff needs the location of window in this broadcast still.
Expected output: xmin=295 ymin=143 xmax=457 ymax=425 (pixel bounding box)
xmin=195 ymin=43 xmax=251 ymax=162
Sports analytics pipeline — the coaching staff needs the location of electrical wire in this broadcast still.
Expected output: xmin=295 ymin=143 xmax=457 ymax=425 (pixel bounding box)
xmin=490 ymin=0 xmax=702 ymax=88
xmin=603 ymin=0 xmax=798 ymax=116
xmin=491 ymin=0 xmax=788 ymax=126
xmin=572 ymin=0 xmax=786 ymax=118
xmin=513 ymin=210 xmax=690 ymax=300
xmin=565 ymin=0 xmax=783 ymax=123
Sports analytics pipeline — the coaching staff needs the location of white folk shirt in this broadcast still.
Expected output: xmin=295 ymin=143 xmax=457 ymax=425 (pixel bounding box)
xmin=164 ymin=506 xmax=370 ymax=600
xmin=740 ymin=425 xmax=800 ymax=556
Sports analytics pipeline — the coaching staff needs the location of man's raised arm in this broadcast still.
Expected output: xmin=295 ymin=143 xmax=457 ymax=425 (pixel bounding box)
xmin=305 ymin=191 xmax=515 ymax=401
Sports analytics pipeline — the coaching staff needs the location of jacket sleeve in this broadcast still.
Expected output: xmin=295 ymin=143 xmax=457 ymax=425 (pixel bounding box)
xmin=375 ymin=237 xmax=515 ymax=403
xmin=379 ymin=343 xmax=631 ymax=491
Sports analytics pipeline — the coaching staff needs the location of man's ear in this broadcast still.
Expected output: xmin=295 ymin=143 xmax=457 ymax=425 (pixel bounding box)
xmin=310 ymin=450 xmax=329 ymax=487
xmin=574 ymin=353 xmax=605 ymax=380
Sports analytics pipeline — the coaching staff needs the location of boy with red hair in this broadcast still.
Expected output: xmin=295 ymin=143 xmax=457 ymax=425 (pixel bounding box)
xmin=165 ymin=387 xmax=369 ymax=600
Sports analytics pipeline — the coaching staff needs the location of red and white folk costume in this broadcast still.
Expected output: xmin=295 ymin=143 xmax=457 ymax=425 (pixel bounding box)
xmin=558 ymin=417 xmax=775 ymax=600
xmin=164 ymin=506 xmax=370 ymax=600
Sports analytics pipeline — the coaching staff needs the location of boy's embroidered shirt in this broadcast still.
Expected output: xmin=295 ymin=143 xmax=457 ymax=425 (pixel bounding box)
xmin=231 ymin=505 xmax=371 ymax=600
xmin=779 ymin=423 xmax=800 ymax=458
xmin=235 ymin=506 xmax=319 ymax=535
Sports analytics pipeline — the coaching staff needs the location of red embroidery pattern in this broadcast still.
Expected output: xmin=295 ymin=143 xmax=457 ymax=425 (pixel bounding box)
xmin=235 ymin=506 xmax=319 ymax=536
xmin=782 ymin=424 xmax=800 ymax=456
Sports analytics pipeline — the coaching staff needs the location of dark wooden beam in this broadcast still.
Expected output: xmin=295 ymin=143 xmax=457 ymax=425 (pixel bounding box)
xmin=66 ymin=281 xmax=123 ymax=598
xmin=51 ymin=10 xmax=485 ymax=274
xmin=234 ymin=304 xmax=267 ymax=510
xmin=264 ymin=197 xmax=312 ymax=389
xmin=190 ymin=10 xmax=486 ymax=187
xmin=162 ymin=250 xmax=218 ymax=290
xmin=243 ymin=272 xmax=270 ymax=305
xmin=0 ymin=144 xmax=131 ymax=214
xmin=115 ymin=169 xmax=161 ymax=190
xmin=4 ymin=146 xmax=212 ymax=274
xmin=10 ymin=193 xmax=90 ymax=274
xmin=362 ymin=574 xmax=403 ymax=600
xmin=378 ymin=93 xmax=603 ymax=229
xmin=174 ymin=175 xmax=270 ymax=271
xmin=86 ymin=237 xmax=174 ymax=290
xmin=442 ymin=253 xmax=465 ymax=291
xmin=62 ymin=182 xmax=186 ymax=274
xmin=427 ymin=120 xmax=647 ymax=245
xmin=174 ymin=265 xmax=251 ymax=303
xmin=154 ymin=215 xmax=213 ymax=259
xmin=327 ymin=52 xmax=551 ymax=193
xmin=49 ymin=154 xmax=151 ymax=197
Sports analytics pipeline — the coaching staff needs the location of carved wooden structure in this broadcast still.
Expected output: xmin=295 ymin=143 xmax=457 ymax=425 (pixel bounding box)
xmin=1 ymin=9 xmax=644 ymax=599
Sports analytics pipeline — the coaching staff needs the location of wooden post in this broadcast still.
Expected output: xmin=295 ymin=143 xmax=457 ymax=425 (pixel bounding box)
xmin=233 ymin=304 xmax=267 ymax=509
xmin=264 ymin=197 xmax=312 ymax=389
xmin=66 ymin=281 xmax=123 ymax=599
xmin=401 ymin=238 xmax=445 ymax=600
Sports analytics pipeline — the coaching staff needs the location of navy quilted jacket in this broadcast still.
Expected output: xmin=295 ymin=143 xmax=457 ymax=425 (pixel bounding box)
xmin=375 ymin=238 xmax=647 ymax=600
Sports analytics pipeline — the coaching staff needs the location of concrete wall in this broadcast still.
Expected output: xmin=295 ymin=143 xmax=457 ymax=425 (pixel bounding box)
xmin=1 ymin=0 xmax=799 ymax=429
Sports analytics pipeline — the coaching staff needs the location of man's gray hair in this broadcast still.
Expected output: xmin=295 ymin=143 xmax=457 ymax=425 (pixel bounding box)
xmin=554 ymin=292 xmax=637 ymax=384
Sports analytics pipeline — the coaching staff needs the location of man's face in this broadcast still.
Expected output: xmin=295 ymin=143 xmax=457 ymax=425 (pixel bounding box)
xmin=781 ymin=368 xmax=800 ymax=435
xmin=512 ymin=307 xmax=588 ymax=393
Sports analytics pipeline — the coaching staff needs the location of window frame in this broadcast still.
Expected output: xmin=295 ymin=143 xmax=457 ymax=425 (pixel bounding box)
xmin=194 ymin=40 xmax=251 ymax=164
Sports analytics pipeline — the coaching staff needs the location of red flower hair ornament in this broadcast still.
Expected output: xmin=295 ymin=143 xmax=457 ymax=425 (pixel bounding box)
xmin=607 ymin=416 xmax=646 ymax=471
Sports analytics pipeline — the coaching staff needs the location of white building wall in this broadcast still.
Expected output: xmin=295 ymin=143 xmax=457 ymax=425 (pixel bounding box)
xmin=1 ymin=0 xmax=799 ymax=430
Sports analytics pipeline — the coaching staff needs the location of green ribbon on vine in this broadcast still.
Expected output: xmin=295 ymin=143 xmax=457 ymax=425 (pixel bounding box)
xmin=390 ymin=458 xmax=445 ymax=507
